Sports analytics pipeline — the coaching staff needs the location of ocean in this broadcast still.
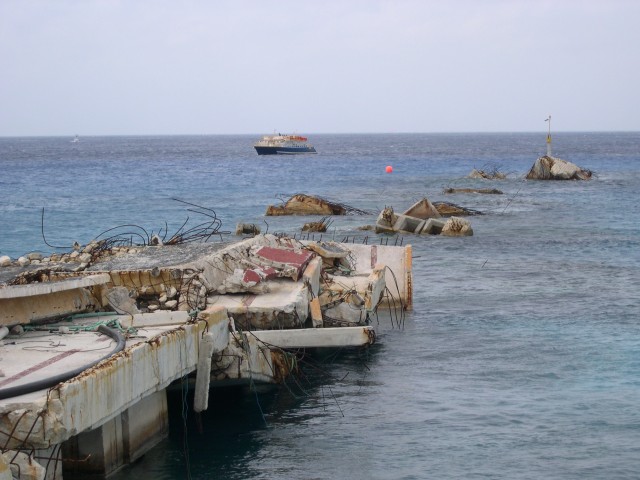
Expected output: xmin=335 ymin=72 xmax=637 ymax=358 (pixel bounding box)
xmin=1 ymin=133 xmax=639 ymax=479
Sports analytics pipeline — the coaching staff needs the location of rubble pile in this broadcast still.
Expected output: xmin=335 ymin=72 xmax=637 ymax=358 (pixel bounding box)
xmin=1 ymin=235 xmax=399 ymax=331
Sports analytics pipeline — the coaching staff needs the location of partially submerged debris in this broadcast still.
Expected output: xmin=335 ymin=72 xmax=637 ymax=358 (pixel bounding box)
xmin=443 ymin=187 xmax=503 ymax=195
xmin=235 ymin=223 xmax=261 ymax=236
xmin=468 ymin=168 xmax=507 ymax=179
xmin=525 ymin=155 xmax=592 ymax=180
xmin=433 ymin=201 xmax=484 ymax=217
xmin=375 ymin=197 xmax=476 ymax=235
xmin=402 ymin=198 xmax=441 ymax=220
xmin=265 ymin=193 xmax=370 ymax=216
xmin=441 ymin=217 xmax=474 ymax=236
xmin=302 ymin=216 xmax=332 ymax=232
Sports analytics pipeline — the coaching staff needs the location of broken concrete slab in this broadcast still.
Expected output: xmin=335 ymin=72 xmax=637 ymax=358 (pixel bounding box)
xmin=305 ymin=241 xmax=353 ymax=273
xmin=211 ymin=331 xmax=292 ymax=385
xmin=433 ymin=201 xmax=484 ymax=217
xmin=251 ymin=245 xmax=315 ymax=281
xmin=206 ymin=280 xmax=310 ymax=330
xmin=265 ymin=194 xmax=371 ymax=216
xmin=421 ymin=218 xmax=446 ymax=235
xmin=217 ymin=266 xmax=278 ymax=294
xmin=318 ymin=243 xmax=412 ymax=309
xmin=302 ymin=256 xmax=322 ymax=299
xmin=265 ymin=194 xmax=347 ymax=216
xmin=0 ymin=274 xmax=109 ymax=326
xmin=305 ymin=241 xmax=350 ymax=260
xmin=402 ymin=197 xmax=441 ymax=220
xmin=106 ymin=286 xmax=141 ymax=315
xmin=250 ymin=326 xmax=376 ymax=349
xmin=443 ymin=187 xmax=503 ymax=194
xmin=319 ymin=264 xmax=386 ymax=321
xmin=0 ymin=306 xmax=227 ymax=449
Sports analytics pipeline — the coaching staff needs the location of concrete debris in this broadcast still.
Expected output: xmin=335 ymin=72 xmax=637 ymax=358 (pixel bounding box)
xmin=433 ymin=201 xmax=484 ymax=217
xmin=319 ymin=264 xmax=386 ymax=326
xmin=251 ymin=245 xmax=315 ymax=281
xmin=526 ymin=155 xmax=593 ymax=180
xmin=266 ymin=193 xmax=346 ymax=216
xmin=0 ymin=235 xmax=413 ymax=478
xmin=302 ymin=216 xmax=332 ymax=232
xmin=443 ymin=187 xmax=503 ymax=194
xmin=305 ymin=241 xmax=351 ymax=273
xmin=441 ymin=217 xmax=474 ymax=236
xmin=375 ymin=197 xmax=476 ymax=236
xmin=106 ymin=286 xmax=141 ymax=315
xmin=2 ymin=450 xmax=46 ymax=480
xmin=402 ymin=198 xmax=441 ymax=220
xmin=1 ymin=233 xmax=411 ymax=335
xmin=0 ymin=234 xmax=412 ymax=477
xmin=235 ymin=223 xmax=261 ymax=236
xmin=265 ymin=193 xmax=369 ymax=216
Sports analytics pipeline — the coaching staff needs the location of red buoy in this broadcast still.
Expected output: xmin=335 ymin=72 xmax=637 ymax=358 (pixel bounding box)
xmin=385 ymin=165 xmax=393 ymax=173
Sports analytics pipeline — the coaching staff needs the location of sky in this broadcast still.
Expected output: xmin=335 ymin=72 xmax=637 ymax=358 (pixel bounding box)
xmin=1 ymin=0 xmax=639 ymax=136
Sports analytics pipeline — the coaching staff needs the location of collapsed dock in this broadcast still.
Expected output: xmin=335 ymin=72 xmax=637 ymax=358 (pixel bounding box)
xmin=0 ymin=234 xmax=411 ymax=479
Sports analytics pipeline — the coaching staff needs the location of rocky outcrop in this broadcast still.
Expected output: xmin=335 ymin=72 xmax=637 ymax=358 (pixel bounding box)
xmin=526 ymin=156 xmax=592 ymax=180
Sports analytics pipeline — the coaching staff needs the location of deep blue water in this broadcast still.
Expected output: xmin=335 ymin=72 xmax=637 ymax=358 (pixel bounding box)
xmin=1 ymin=133 xmax=640 ymax=479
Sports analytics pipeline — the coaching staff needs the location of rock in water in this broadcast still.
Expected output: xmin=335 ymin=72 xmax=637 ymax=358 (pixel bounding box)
xmin=526 ymin=156 xmax=592 ymax=180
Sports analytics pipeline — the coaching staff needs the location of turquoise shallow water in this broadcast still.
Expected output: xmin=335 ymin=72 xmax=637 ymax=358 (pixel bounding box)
xmin=1 ymin=133 xmax=640 ymax=479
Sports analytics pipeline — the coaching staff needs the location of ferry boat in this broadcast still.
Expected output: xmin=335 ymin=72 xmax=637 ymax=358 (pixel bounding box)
xmin=254 ymin=133 xmax=317 ymax=155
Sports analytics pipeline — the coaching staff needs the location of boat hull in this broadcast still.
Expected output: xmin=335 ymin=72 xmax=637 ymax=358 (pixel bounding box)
xmin=255 ymin=146 xmax=317 ymax=155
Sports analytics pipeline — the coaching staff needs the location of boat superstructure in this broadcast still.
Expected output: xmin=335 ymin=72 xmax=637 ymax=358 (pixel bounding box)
xmin=254 ymin=134 xmax=317 ymax=155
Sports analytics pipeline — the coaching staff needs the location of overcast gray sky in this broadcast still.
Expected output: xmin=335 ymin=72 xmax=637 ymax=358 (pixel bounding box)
xmin=1 ymin=0 xmax=638 ymax=136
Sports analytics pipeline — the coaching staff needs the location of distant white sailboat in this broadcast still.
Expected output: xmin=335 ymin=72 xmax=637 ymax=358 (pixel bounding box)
xmin=71 ymin=135 xmax=80 ymax=143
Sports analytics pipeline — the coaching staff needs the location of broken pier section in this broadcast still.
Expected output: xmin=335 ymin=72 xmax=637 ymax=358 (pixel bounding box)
xmin=0 ymin=234 xmax=411 ymax=479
